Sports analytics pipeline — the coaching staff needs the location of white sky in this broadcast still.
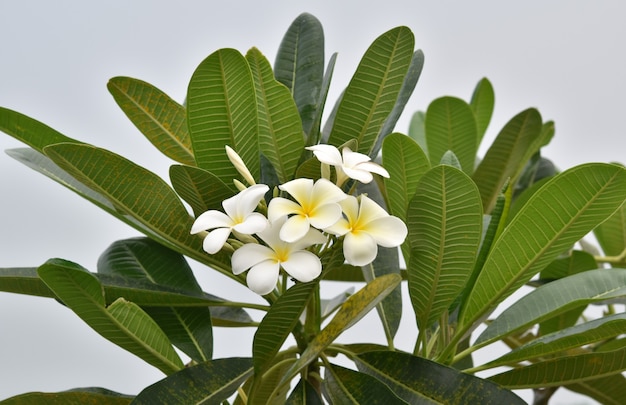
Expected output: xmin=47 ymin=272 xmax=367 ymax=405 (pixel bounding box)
xmin=1 ymin=1 xmax=624 ymax=403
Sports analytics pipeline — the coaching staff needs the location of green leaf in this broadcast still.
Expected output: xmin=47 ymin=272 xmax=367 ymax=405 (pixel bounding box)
xmin=408 ymin=111 xmax=427 ymax=155
xmin=355 ymin=351 xmax=525 ymax=404
xmin=469 ymin=77 xmax=495 ymax=144
xmin=407 ymin=165 xmax=483 ymax=331
xmin=566 ymin=373 xmax=626 ymax=405
xmin=274 ymin=12 xmax=325 ymax=138
xmin=247 ymin=47 xmax=304 ymax=183
xmin=133 ymin=358 xmax=253 ymax=404
xmin=285 ymin=378 xmax=324 ymax=405
xmin=38 ymin=259 xmax=183 ymax=375
xmin=305 ymin=52 xmax=337 ymax=148
xmin=281 ymin=274 xmax=401 ymax=385
xmin=594 ymin=191 xmax=626 ymax=257
xmin=107 ymin=76 xmax=195 ymax=166
xmin=0 ymin=107 xmax=79 ymax=152
xmin=472 ymin=108 xmax=543 ymax=213
xmin=424 ymin=97 xmax=477 ymax=175
xmin=42 ymin=143 xmax=232 ymax=278
xmin=1 ymin=387 xmax=132 ymax=405
xmin=187 ymin=48 xmax=259 ymax=183
xmin=475 ymin=268 xmax=626 ymax=347
xmin=253 ymin=281 xmax=316 ymax=374
xmin=382 ymin=133 xmax=430 ymax=222
xmin=98 ymin=237 xmax=212 ymax=362
xmin=459 ymin=163 xmax=626 ymax=333
xmin=169 ymin=164 xmax=235 ymax=216
xmin=484 ymin=312 xmax=626 ymax=369
xmin=489 ymin=345 xmax=626 ymax=388
xmin=323 ymin=363 xmax=407 ymax=404
xmin=248 ymin=351 xmax=296 ymax=405
xmin=371 ymin=49 xmax=424 ymax=157
xmin=0 ymin=267 xmax=55 ymax=298
xmin=327 ymin=26 xmax=415 ymax=155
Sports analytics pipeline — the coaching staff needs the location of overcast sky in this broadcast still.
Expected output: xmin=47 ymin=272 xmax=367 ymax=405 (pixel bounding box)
xmin=1 ymin=1 xmax=624 ymax=403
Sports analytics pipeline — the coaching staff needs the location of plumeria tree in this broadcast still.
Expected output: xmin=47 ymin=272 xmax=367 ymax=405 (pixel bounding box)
xmin=2 ymin=12 xmax=626 ymax=404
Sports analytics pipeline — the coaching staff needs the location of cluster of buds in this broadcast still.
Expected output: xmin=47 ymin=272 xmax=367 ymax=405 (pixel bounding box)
xmin=191 ymin=144 xmax=407 ymax=295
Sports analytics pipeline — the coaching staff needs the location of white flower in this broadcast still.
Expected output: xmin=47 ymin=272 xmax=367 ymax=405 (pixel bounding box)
xmin=267 ymin=178 xmax=347 ymax=243
xmin=326 ymin=195 xmax=407 ymax=266
xmin=306 ymin=144 xmax=389 ymax=185
xmin=225 ymin=145 xmax=256 ymax=186
xmin=191 ymin=184 xmax=269 ymax=254
xmin=231 ymin=217 xmax=327 ymax=295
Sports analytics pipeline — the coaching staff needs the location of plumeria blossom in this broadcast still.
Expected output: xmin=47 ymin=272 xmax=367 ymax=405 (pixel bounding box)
xmin=231 ymin=216 xmax=327 ymax=295
xmin=268 ymin=178 xmax=347 ymax=243
xmin=191 ymin=184 xmax=269 ymax=254
xmin=326 ymin=194 xmax=407 ymax=266
xmin=306 ymin=144 xmax=390 ymax=185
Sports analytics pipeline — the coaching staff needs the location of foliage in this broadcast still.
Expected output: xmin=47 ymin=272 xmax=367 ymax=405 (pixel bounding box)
xmin=2 ymin=12 xmax=626 ymax=404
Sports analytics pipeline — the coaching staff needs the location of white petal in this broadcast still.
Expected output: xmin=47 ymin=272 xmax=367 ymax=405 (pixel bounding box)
xmin=279 ymin=178 xmax=314 ymax=205
xmin=232 ymin=212 xmax=268 ymax=234
xmin=279 ymin=214 xmax=311 ymax=243
xmin=256 ymin=216 xmax=286 ymax=249
xmin=311 ymin=178 xmax=348 ymax=204
xmin=357 ymin=161 xmax=390 ymax=178
xmin=268 ymin=197 xmax=302 ymax=222
xmin=366 ymin=216 xmax=408 ymax=247
xmin=309 ymin=203 xmax=343 ymax=230
xmin=292 ymin=228 xmax=328 ymax=250
xmin=357 ymin=195 xmax=390 ymax=223
xmin=324 ymin=217 xmax=351 ymax=236
xmin=191 ymin=210 xmax=233 ymax=234
xmin=202 ymin=227 xmax=232 ymax=254
xmin=281 ymin=250 xmax=322 ymax=282
xmin=342 ymin=166 xmax=374 ymax=183
xmin=343 ymin=232 xmax=379 ymax=266
xmin=306 ymin=144 xmax=343 ymax=165
xmin=231 ymin=244 xmax=275 ymax=274
xmin=246 ymin=261 xmax=280 ymax=295
xmin=338 ymin=195 xmax=360 ymax=222
xmin=223 ymin=184 xmax=268 ymax=219
xmin=342 ymin=147 xmax=370 ymax=166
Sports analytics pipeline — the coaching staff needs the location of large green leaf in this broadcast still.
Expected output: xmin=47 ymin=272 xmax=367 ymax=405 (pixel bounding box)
xmin=322 ymin=363 xmax=407 ymax=404
xmin=594 ymin=194 xmax=626 ymax=256
xmin=459 ymin=163 xmax=626 ymax=334
xmin=38 ymin=259 xmax=183 ymax=375
xmin=107 ymin=76 xmax=195 ymax=166
xmin=280 ymin=274 xmax=401 ymax=385
xmin=355 ymin=351 xmax=525 ymax=404
xmin=327 ymin=26 xmax=414 ymax=155
xmin=274 ymin=12 xmax=325 ymax=138
xmin=483 ymin=312 xmax=626 ymax=369
xmin=246 ymin=47 xmax=304 ymax=183
xmin=42 ymin=143 xmax=232 ymax=278
xmin=247 ymin=351 xmax=295 ymax=405
xmin=475 ymin=269 xmax=626 ymax=347
xmin=98 ymin=237 xmax=213 ymax=362
xmin=469 ymin=77 xmax=495 ymax=144
xmin=489 ymin=345 xmax=626 ymax=388
xmin=370 ymin=49 xmax=424 ymax=157
xmin=407 ymin=165 xmax=483 ymax=332
xmin=566 ymin=373 xmax=626 ymax=405
xmin=424 ymin=97 xmax=477 ymax=175
xmin=285 ymin=378 xmax=324 ymax=405
xmin=1 ymin=387 xmax=132 ymax=405
xmin=472 ymin=108 xmax=543 ymax=213
xmin=253 ymin=281 xmax=316 ymax=374
xmin=408 ymin=111 xmax=427 ymax=155
xmin=0 ymin=107 xmax=79 ymax=152
xmin=169 ymin=164 xmax=235 ymax=216
xmin=186 ymin=48 xmax=259 ymax=183
xmin=133 ymin=358 xmax=253 ymax=404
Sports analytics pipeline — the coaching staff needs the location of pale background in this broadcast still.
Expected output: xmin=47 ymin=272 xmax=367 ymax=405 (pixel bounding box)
xmin=1 ymin=1 xmax=625 ymax=403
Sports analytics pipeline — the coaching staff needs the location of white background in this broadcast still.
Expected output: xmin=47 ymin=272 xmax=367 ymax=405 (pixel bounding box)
xmin=1 ymin=1 xmax=625 ymax=403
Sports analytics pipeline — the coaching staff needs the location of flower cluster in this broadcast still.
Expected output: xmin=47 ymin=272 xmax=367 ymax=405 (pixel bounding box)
xmin=191 ymin=144 xmax=407 ymax=295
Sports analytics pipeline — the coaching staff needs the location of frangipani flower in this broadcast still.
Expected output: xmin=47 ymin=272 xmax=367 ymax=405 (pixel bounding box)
xmin=326 ymin=195 xmax=407 ymax=266
xmin=191 ymin=184 xmax=269 ymax=254
xmin=306 ymin=144 xmax=389 ymax=185
xmin=268 ymin=178 xmax=347 ymax=243
xmin=231 ymin=216 xmax=327 ymax=295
